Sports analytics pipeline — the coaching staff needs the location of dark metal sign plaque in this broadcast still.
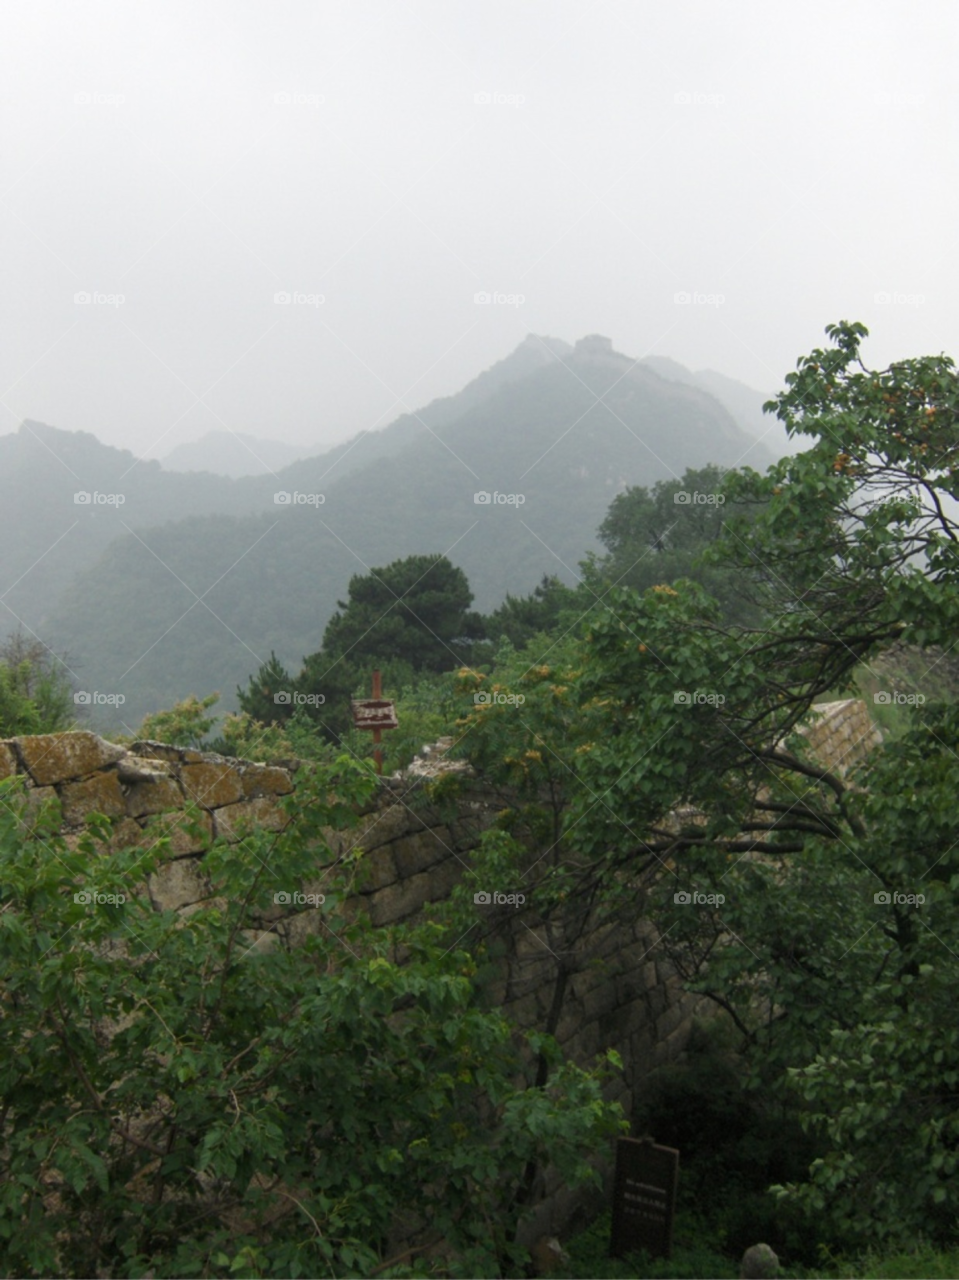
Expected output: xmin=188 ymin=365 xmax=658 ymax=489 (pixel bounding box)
xmin=609 ymin=1136 xmax=679 ymax=1260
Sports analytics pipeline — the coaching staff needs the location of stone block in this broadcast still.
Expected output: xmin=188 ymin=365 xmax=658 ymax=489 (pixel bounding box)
xmin=148 ymin=857 xmax=211 ymax=912
xmin=368 ymin=872 xmax=434 ymax=926
xmin=0 ymin=743 xmax=16 ymax=780
xmin=59 ymin=771 xmax=127 ymax=826
xmin=17 ymin=785 xmax=60 ymax=832
xmin=214 ymin=796 xmax=289 ymax=842
xmin=390 ymin=829 xmax=454 ymax=877
xmin=178 ymin=762 xmax=244 ymax=809
xmin=125 ymin=775 xmax=185 ymax=818
xmin=139 ymin=809 xmax=214 ymax=856
xmin=240 ymin=765 xmax=294 ymax=798
xmin=15 ymin=731 xmax=124 ymax=785
xmin=116 ymin=755 xmax=174 ymax=783
xmin=355 ymin=846 xmax=398 ymax=892
xmin=129 ymin=740 xmax=204 ymax=764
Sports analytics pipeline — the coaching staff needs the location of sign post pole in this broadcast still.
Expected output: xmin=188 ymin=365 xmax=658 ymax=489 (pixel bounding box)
xmin=350 ymin=670 xmax=398 ymax=775
xmin=371 ymin=668 xmax=383 ymax=775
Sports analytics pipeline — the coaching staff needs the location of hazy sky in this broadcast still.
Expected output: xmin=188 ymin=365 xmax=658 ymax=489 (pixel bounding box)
xmin=1 ymin=0 xmax=953 ymax=459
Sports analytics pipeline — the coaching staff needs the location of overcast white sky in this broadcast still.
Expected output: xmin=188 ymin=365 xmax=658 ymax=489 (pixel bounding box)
xmin=0 ymin=0 xmax=953 ymax=458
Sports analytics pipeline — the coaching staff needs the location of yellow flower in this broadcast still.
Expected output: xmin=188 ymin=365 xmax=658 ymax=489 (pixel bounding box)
xmin=524 ymin=749 xmax=542 ymax=762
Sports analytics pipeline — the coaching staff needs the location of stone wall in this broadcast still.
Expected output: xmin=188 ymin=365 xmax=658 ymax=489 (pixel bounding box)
xmin=0 ymin=699 xmax=882 ymax=1255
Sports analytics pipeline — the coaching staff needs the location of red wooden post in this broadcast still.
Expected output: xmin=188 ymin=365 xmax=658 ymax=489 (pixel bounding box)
xmin=371 ymin=668 xmax=383 ymax=774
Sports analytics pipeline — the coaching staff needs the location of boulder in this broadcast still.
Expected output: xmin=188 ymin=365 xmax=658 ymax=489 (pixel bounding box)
xmin=740 ymin=1243 xmax=780 ymax=1279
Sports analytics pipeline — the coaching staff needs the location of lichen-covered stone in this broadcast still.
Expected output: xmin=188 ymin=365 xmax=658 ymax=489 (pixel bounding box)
xmin=178 ymin=763 xmax=244 ymax=809
xmin=116 ymin=755 xmax=174 ymax=784
xmin=0 ymin=743 xmax=15 ymax=781
xmin=148 ymin=857 xmax=211 ymax=913
xmin=239 ymin=765 xmax=294 ymax=798
xmin=125 ymin=776 xmax=185 ymax=818
xmin=138 ymin=810 xmax=214 ymax=856
xmin=15 ymin=731 xmax=124 ymax=786
xmin=129 ymin=740 xmax=205 ymax=764
xmin=214 ymin=796 xmax=289 ymax=842
xmin=59 ymin=771 xmax=127 ymax=825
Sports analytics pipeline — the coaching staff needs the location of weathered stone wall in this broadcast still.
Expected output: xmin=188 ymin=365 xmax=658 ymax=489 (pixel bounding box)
xmin=794 ymin=697 xmax=883 ymax=778
xmin=0 ymin=699 xmax=882 ymax=1254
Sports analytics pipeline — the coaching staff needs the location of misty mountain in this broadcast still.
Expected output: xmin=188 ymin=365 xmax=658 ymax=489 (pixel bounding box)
xmin=38 ymin=335 xmax=774 ymax=726
xmin=640 ymin=356 xmax=798 ymax=457
xmin=0 ymin=335 xmax=572 ymax=637
xmin=160 ymin=432 xmax=307 ymax=478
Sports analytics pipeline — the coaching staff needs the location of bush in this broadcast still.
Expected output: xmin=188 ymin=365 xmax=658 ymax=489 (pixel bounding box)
xmin=0 ymin=760 xmax=625 ymax=1278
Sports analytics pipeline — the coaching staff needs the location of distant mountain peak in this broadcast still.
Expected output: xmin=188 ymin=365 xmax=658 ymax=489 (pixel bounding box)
xmin=574 ymin=334 xmax=614 ymax=356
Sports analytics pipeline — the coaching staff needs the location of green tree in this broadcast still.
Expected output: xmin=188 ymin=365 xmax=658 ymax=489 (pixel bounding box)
xmin=275 ymin=554 xmax=487 ymax=745
xmin=235 ymin=651 xmax=295 ymax=726
xmin=475 ymin=574 xmax=583 ymax=654
xmin=580 ymin=463 xmax=765 ymax=625
xmin=449 ymin=322 xmax=959 ymax=1251
xmin=0 ymin=630 xmax=75 ymax=736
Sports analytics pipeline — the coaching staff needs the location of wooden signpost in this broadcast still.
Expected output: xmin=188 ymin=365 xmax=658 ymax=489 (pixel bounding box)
xmin=350 ymin=669 xmax=398 ymax=775
xmin=609 ymin=1136 xmax=679 ymax=1261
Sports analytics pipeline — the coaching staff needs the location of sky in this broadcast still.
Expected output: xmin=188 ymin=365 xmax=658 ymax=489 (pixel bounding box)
xmin=0 ymin=0 xmax=954 ymax=460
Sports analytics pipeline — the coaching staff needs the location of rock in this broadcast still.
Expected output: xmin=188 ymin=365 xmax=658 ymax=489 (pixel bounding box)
xmin=59 ymin=771 xmax=127 ymax=825
xmin=116 ymin=754 xmax=174 ymax=783
xmin=530 ymin=1236 xmax=570 ymax=1275
xmin=15 ymin=731 xmax=124 ymax=785
xmin=125 ymin=775 xmax=185 ymax=818
xmin=178 ymin=762 xmax=244 ymax=809
xmin=740 ymin=1243 xmax=780 ymax=1279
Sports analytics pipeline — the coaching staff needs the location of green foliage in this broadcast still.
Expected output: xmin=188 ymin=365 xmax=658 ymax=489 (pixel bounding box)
xmin=234 ymin=652 xmax=295 ymax=727
xmin=0 ymin=758 xmax=624 ymax=1277
xmin=135 ymin=692 xmax=222 ymax=747
xmin=474 ymin=574 xmax=585 ymax=656
xmin=259 ymin=554 xmax=487 ymax=745
xmin=444 ymin=325 xmax=959 ymax=1255
xmin=0 ymin=630 xmax=75 ymax=736
xmin=581 ymin=464 xmax=765 ymax=625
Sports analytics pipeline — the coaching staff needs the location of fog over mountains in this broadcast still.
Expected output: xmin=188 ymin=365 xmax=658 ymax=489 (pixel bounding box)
xmin=1 ymin=335 xmax=778 ymax=728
